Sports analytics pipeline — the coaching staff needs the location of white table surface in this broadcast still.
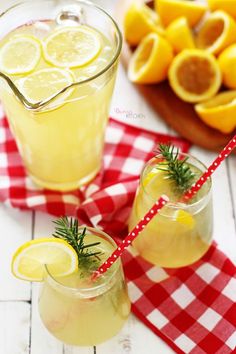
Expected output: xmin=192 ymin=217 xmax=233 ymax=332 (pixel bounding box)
xmin=0 ymin=1 xmax=235 ymax=353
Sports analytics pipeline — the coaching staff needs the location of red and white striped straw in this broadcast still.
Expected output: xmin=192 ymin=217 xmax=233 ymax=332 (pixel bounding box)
xmin=92 ymin=195 xmax=169 ymax=280
xmin=184 ymin=134 xmax=236 ymax=201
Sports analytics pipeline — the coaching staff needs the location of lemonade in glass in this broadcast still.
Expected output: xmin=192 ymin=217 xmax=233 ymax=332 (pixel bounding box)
xmin=12 ymin=220 xmax=131 ymax=346
xmin=0 ymin=0 xmax=122 ymax=191
xmin=129 ymin=149 xmax=213 ymax=268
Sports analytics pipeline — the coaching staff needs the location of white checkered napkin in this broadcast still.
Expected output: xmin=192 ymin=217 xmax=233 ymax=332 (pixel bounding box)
xmin=123 ymin=244 xmax=236 ymax=354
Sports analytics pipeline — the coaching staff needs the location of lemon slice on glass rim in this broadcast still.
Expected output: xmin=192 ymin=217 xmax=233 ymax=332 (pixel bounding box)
xmin=11 ymin=238 xmax=78 ymax=282
xmin=16 ymin=67 xmax=75 ymax=109
xmin=43 ymin=26 xmax=101 ymax=68
xmin=0 ymin=35 xmax=41 ymax=75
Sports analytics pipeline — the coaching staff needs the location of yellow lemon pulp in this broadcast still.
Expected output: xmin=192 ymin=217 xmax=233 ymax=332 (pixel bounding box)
xmin=207 ymin=0 xmax=236 ymax=20
xmin=0 ymin=35 xmax=41 ymax=75
xmin=11 ymin=238 xmax=78 ymax=282
xmin=175 ymin=210 xmax=196 ymax=229
xmin=155 ymin=0 xmax=207 ymax=27
xmin=128 ymin=32 xmax=173 ymax=84
xmin=168 ymin=49 xmax=222 ymax=103
xmin=166 ymin=17 xmax=195 ymax=54
xmin=195 ymin=90 xmax=236 ymax=134
xmin=124 ymin=3 xmax=164 ymax=46
xmin=43 ymin=26 xmax=101 ymax=68
xmin=218 ymin=44 xmax=236 ymax=89
xmin=196 ymin=10 xmax=236 ymax=55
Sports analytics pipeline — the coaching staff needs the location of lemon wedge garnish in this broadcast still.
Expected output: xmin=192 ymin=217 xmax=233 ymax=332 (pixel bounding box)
xmin=175 ymin=210 xmax=195 ymax=229
xmin=16 ymin=68 xmax=74 ymax=104
xmin=43 ymin=26 xmax=101 ymax=68
xmin=0 ymin=35 xmax=41 ymax=75
xmin=11 ymin=238 xmax=78 ymax=282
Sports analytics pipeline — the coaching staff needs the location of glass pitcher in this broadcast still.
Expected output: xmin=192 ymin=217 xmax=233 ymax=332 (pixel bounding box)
xmin=0 ymin=0 xmax=122 ymax=191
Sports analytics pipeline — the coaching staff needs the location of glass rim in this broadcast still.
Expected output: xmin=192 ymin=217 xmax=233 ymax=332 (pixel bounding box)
xmin=43 ymin=226 xmax=121 ymax=296
xmin=140 ymin=152 xmax=212 ymax=216
xmin=0 ymin=0 xmax=123 ymax=111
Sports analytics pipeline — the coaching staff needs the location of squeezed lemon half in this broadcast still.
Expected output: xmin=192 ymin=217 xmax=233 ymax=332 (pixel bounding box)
xmin=196 ymin=10 xmax=236 ymax=55
xmin=124 ymin=3 xmax=164 ymax=46
xmin=168 ymin=49 xmax=222 ymax=103
xmin=195 ymin=90 xmax=236 ymax=134
xmin=128 ymin=32 xmax=173 ymax=84
xmin=155 ymin=0 xmax=207 ymax=27
xmin=166 ymin=17 xmax=195 ymax=54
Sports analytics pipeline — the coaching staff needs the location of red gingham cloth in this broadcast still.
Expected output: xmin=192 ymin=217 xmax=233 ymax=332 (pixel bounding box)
xmin=0 ymin=111 xmax=235 ymax=353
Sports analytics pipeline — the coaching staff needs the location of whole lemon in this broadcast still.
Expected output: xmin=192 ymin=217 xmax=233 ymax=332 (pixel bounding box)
xmin=218 ymin=44 xmax=236 ymax=89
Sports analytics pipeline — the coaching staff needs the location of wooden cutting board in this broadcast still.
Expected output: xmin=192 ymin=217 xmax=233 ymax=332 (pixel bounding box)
xmin=116 ymin=0 xmax=236 ymax=153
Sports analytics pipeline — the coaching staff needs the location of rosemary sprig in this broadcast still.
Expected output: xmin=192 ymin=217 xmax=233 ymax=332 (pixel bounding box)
xmin=155 ymin=143 xmax=195 ymax=193
xmin=52 ymin=217 xmax=102 ymax=275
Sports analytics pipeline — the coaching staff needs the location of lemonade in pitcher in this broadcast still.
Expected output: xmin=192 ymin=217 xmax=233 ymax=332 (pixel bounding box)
xmin=0 ymin=1 xmax=122 ymax=191
xmin=129 ymin=145 xmax=213 ymax=268
xmin=12 ymin=219 xmax=130 ymax=346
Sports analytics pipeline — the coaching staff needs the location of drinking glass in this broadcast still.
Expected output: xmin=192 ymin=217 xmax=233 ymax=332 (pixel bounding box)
xmin=38 ymin=227 xmax=131 ymax=346
xmin=129 ymin=153 xmax=213 ymax=268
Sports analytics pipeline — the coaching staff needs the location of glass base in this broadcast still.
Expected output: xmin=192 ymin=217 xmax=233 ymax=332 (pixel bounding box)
xmin=29 ymin=166 xmax=100 ymax=192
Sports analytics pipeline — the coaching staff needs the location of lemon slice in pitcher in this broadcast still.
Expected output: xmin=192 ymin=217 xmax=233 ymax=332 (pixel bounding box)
xmin=16 ymin=68 xmax=74 ymax=105
xmin=12 ymin=238 xmax=78 ymax=282
xmin=0 ymin=35 xmax=41 ymax=75
xmin=43 ymin=26 xmax=101 ymax=68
